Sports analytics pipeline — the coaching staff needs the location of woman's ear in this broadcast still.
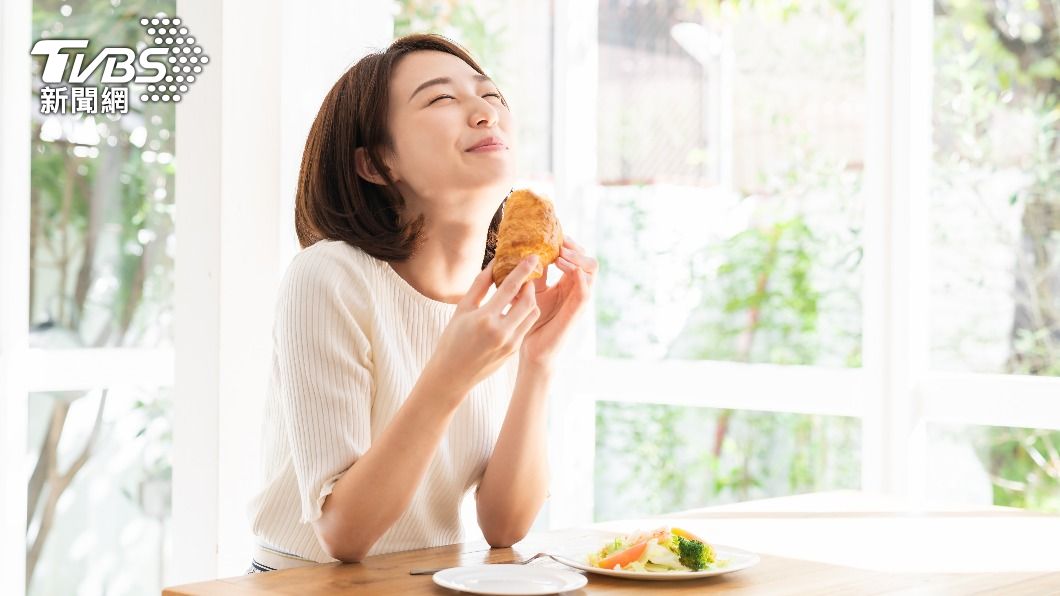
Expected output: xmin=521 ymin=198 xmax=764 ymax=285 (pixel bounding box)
xmin=354 ymin=147 xmax=394 ymax=185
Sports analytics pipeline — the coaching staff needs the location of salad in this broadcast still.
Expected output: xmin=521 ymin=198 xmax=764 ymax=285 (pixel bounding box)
xmin=587 ymin=527 xmax=717 ymax=572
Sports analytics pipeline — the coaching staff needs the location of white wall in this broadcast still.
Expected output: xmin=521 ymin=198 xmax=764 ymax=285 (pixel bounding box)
xmin=278 ymin=0 xmax=395 ymax=265
xmin=173 ymin=0 xmax=394 ymax=583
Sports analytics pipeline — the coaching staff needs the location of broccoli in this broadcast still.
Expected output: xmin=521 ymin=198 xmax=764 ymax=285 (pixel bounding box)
xmin=674 ymin=535 xmax=715 ymax=571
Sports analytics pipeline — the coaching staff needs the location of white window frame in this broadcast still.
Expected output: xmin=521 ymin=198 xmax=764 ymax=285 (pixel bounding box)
xmin=3 ymin=2 xmax=179 ymax=592
xmin=545 ymin=0 xmax=1060 ymax=528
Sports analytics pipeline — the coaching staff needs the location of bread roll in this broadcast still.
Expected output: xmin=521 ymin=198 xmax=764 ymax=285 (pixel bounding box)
xmin=492 ymin=189 xmax=563 ymax=286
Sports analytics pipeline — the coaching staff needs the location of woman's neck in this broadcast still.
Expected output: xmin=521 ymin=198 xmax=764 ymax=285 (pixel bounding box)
xmin=388 ymin=217 xmax=491 ymax=304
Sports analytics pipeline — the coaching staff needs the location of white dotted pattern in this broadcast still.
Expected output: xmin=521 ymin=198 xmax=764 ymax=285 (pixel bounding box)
xmin=139 ymin=13 xmax=208 ymax=104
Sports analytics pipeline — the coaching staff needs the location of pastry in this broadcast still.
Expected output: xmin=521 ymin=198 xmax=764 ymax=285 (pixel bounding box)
xmin=492 ymin=189 xmax=563 ymax=286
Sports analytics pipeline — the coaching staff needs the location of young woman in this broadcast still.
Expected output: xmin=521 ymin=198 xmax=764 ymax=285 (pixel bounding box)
xmin=245 ymin=34 xmax=598 ymax=572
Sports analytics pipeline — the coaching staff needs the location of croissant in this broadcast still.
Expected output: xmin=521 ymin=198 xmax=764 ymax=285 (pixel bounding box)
xmin=492 ymin=189 xmax=563 ymax=286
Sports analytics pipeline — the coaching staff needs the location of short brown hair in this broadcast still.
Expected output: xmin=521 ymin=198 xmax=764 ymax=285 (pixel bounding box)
xmin=295 ymin=33 xmax=506 ymax=268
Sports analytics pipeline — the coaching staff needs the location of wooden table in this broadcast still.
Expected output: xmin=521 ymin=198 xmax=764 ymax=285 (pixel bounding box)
xmin=164 ymin=491 xmax=1060 ymax=595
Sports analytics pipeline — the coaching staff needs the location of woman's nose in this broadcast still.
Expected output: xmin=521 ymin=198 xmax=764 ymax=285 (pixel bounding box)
xmin=470 ymin=101 xmax=499 ymax=128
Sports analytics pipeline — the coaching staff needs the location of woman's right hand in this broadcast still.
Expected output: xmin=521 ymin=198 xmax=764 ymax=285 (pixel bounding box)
xmin=428 ymin=254 xmax=541 ymax=399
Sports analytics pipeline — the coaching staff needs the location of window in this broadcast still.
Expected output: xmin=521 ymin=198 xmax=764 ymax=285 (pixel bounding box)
xmin=388 ymin=0 xmax=1060 ymax=524
xmin=927 ymin=0 xmax=1060 ymax=509
xmin=595 ymin=402 xmax=859 ymax=520
xmin=24 ymin=1 xmax=176 ymax=594
xmin=591 ymin=0 xmax=865 ymax=520
xmin=931 ymin=1 xmax=1059 ymax=378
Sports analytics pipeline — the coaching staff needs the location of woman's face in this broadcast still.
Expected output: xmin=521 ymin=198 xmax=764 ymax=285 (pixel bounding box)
xmin=384 ymin=50 xmax=515 ymax=212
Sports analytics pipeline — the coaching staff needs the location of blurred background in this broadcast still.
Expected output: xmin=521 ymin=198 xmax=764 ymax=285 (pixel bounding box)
xmin=1 ymin=0 xmax=1058 ymax=594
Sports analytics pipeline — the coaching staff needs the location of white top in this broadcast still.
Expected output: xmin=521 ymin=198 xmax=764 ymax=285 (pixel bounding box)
xmin=248 ymin=239 xmax=518 ymax=566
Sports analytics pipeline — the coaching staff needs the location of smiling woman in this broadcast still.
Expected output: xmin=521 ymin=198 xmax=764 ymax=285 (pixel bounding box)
xmin=294 ymin=35 xmax=513 ymax=269
xmin=247 ymin=33 xmax=596 ymax=572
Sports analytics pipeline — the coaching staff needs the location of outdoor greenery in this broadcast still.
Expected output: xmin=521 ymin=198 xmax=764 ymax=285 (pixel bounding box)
xmin=397 ymin=0 xmax=1059 ymax=519
xmin=28 ymin=0 xmax=175 ymax=593
xmin=595 ymin=0 xmax=1059 ymax=518
xmin=394 ymin=0 xmax=508 ymax=86
xmin=594 ymin=0 xmax=865 ymax=519
xmin=933 ymin=0 xmax=1060 ymax=511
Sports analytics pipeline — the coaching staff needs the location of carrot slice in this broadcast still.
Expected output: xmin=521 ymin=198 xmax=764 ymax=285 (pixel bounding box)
xmin=596 ymin=541 xmax=648 ymax=569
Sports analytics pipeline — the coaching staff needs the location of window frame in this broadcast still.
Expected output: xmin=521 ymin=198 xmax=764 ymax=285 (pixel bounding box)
xmin=547 ymin=0 xmax=1060 ymax=527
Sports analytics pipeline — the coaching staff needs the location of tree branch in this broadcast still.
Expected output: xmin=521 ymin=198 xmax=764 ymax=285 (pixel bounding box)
xmin=26 ymin=390 xmax=107 ymax=582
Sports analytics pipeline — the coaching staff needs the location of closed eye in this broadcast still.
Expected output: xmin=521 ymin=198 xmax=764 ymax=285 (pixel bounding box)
xmin=428 ymin=92 xmax=506 ymax=105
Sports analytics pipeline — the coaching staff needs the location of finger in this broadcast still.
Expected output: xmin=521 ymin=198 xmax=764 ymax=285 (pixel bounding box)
xmin=563 ymin=236 xmax=586 ymax=253
xmin=503 ymin=281 xmax=538 ymax=324
xmin=559 ymin=246 xmax=598 ymax=275
xmin=533 ymin=271 xmax=549 ymax=292
xmin=552 ymin=257 xmax=580 ymax=291
xmin=486 ymin=254 xmax=539 ymax=314
xmin=554 ymin=256 xmax=577 ymax=273
xmin=458 ymin=259 xmax=495 ymax=312
xmin=555 ymin=267 xmax=591 ymax=320
xmin=511 ymin=302 xmax=540 ymax=346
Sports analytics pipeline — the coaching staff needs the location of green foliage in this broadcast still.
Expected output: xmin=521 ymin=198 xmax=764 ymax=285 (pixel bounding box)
xmin=31 ymin=0 xmax=176 ymax=346
xmin=596 ymin=402 xmax=690 ymax=517
xmin=594 ymin=0 xmax=1060 ymax=519
xmin=699 ymin=216 xmax=820 ymax=364
xmin=594 ymin=401 xmax=860 ymax=521
xmin=28 ymin=2 xmax=176 ymax=594
xmin=981 ymin=427 xmax=1060 ymax=511
xmin=394 ymin=0 xmax=508 ymax=84
xmin=935 ymin=0 xmax=1060 ymax=511
xmin=594 ymin=0 xmax=863 ymax=521
xmin=687 ymin=0 xmax=860 ymax=27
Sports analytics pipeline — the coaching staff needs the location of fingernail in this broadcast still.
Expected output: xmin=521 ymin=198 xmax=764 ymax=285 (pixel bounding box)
xmin=525 ymin=254 xmax=538 ymax=265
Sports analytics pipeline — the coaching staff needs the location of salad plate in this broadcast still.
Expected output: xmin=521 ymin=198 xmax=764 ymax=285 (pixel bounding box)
xmin=549 ymin=527 xmax=759 ymax=581
xmin=549 ymin=545 xmax=759 ymax=581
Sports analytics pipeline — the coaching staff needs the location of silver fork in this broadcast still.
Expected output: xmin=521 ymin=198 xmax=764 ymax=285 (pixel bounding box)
xmin=409 ymin=552 xmax=552 ymax=575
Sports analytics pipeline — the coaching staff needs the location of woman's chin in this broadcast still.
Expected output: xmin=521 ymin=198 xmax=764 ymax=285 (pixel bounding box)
xmin=463 ymin=167 xmax=515 ymax=193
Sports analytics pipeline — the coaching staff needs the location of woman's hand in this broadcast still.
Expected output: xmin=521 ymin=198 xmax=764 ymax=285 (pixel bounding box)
xmin=519 ymin=237 xmax=598 ymax=369
xmin=428 ymin=255 xmax=542 ymax=400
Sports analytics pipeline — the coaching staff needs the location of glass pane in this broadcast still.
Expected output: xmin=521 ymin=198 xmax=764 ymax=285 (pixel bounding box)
xmin=27 ymin=386 xmax=173 ymax=595
xmin=594 ymin=401 xmax=860 ymax=521
xmin=31 ymin=0 xmax=177 ymax=349
xmin=928 ymin=423 xmax=1060 ymax=512
xmin=595 ymin=1 xmax=864 ymax=366
xmin=931 ymin=2 xmax=1060 ymax=375
xmin=393 ymin=0 xmax=553 ymax=181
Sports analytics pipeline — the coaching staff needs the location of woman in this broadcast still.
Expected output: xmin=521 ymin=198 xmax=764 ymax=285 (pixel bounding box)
xmin=246 ymin=33 xmax=597 ymax=572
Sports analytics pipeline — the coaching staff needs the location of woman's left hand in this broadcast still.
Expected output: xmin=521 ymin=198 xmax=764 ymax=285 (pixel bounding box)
xmin=519 ymin=236 xmax=598 ymax=369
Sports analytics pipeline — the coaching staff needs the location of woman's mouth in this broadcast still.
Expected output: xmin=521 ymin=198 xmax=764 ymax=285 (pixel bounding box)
xmin=466 ymin=136 xmax=507 ymax=152
xmin=467 ymin=143 xmax=507 ymax=153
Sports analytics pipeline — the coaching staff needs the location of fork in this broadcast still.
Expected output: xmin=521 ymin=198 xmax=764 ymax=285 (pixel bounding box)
xmin=409 ymin=552 xmax=553 ymax=575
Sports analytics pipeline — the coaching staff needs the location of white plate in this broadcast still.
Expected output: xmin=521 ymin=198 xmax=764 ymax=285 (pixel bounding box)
xmin=432 ymin=563 xmax=588 ymax=595
xmin=549 ymin=544 xmax=760 ymax=581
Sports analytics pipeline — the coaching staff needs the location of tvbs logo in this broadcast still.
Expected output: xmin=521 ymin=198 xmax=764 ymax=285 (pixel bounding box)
xmin=31 ymin=15 xmax=208 ymax=114
xmin=32 ymin=39 xmax=168 ymax=84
